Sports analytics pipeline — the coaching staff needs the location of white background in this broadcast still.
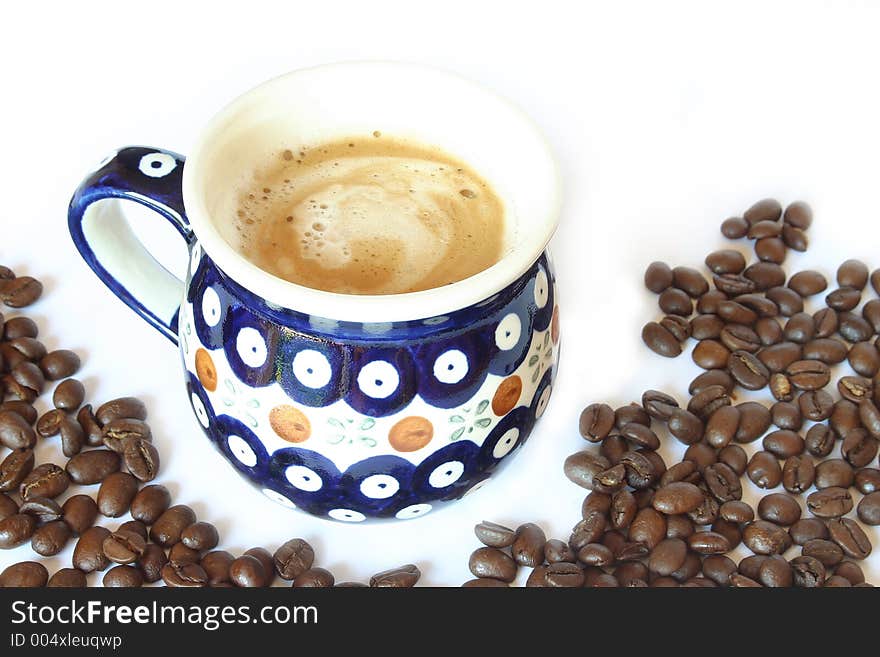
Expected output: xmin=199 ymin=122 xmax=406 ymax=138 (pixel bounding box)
xmin=1 ymin=0 xmax=878 ymax=585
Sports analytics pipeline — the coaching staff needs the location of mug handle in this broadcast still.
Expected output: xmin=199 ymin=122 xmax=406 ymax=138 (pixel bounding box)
xmin=68 ymin=146 xmax=192 ymax=346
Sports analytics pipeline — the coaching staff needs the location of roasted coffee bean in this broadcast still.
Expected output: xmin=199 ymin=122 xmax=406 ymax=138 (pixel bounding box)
xmin=771 ymin=403 xmax=802 ymax=431
xmin=581 ymin=492 xmax=611 ymax=518
xmin=199 ymin=550 xmax=233 ymax=586
xmin=53 ymin=378 xmax=85 ymax=411
xmin=102 ymin=529 xmax=146 ymax=564
xmin=622 ymin=450 xmax=659 ymax=489
xmin=271 ymin=538 xmax=314 ymax=580
xmin=641 ymin=390 xmax=678 ymax=420
xmin=641 ymin=321 xmax=682 ymax=357
xmin=717 ymin=300 xmax=757 ymax=325
xmin=614 ymin=403 xmax=651 ymax=429
xmin=72 ymin=526 xmax=111 ymax=573
xmin=692 ymin=340 xmax=730 ymax=370
xmin=729 ymin=573 xmax=763 ymax=587
xmin=747 ymin=451 xmax=782 ymax=489
xmin=96 ymin=472 xmax=138 ymax=518
xmin=123 ymin=438 xmax=159 ymax=482
xmin=757 ymin=493 xmax=801 ymax=526
xmin=666 ymin=408 xmax=703 ymax=445
xmin=103 ymin=565 xmax=143 ymax=588
xmin=834 ymin=560 xmax=865 ymax=585
xmin=755 ymin=319 xmax=783 ymax=349
xmin=149 ymin=505 xmax=196 ymax=547
xmin=0 ymin=513 xmax=36 ymax=549
xmin=563 ymin=451 xmax=610 ymax=490
xmin=660 ymin=315 xmax=691 ymax=342
xmin=176 ymin=522 xmax=219 ymax=553
xmin=766 ymin=286 xmax=803 ymax=316
xmin=3 ymin=316 xmax=37 ymax=340
xmin=826 ymin=286 xmax=862 ymax=312
xmin=647 ymin=538 xmax=686 ymax=575
xmin=0 ymin=448 xmax=34 ymax=493
xmin=855 ymin=468 xmax=880 ymax=494
xmin=0 ymin=403 xmax=36 ymax=428
xmin=802 ymin=538 xmax=844 ymax=567
xmin=659 ymin=287 xmax=693 ymax=316
xmin=579 ymin=403 xmax=615 ymax=442
xmin=830 ymin=401 xmax=860 ymax=441
xmin=702 ymin=554 xmax=738 ymax=586
xmin=863 ymin=298 xmax=880 ymax=331
xmin=744 ymin=262 xmax=786 ymax=291
xmin=7 ymin=337 xmax=46 ymax=361
xmin=704 ymin=406 xmax=739 ymax=448
xmin=687 ymin=385 xmax=731 ymax=421
xmin=462 ymin=577 xmax=508 ymax=588
xmin=748 ymin=219 xmax=782 ymax=239
xmin=743 ymin=520 xmax=791 ymax=555
xmin=58 ymin=415 xmax=84 ymax=458
xmin=101 ymin=418 xmax=151 ymax=453
xmin=837 ymin=258 xmax=869 ymax=289
xmin=719 ymin=500 xmax=754 ymax=524
xmin=859 ymin=399 xmax=880 ymax=438
xmin=756 ymin=237 xmax=787 ymax=263
xmin=763 ymin=429 xmax=804 ymax=458
xmin=0 ymin=561 xmax=48 ymax=587
xmin=687 ymin=531 xmax=730 ymax=555
xmin=21 ymin=463 xmax=69 ymax=500
xmin=96 ymin=397 xmax=147 ymax=425
xmin=511 ymin=523 xmax=545 ymax=567
xmin=543 ymin=539 xmax=575 ymax=564
xmin=814 ymin=459 xmax=854 ymax=489
xmin=683 ymin=443 xmax=716 ymax=474
xmin=735 ymin=402 xmax=772 ymax=443
xmin=786 ymin=360 xmax=830 ymax=390
xmin=659 ymin=461 xmax=700 ymax=488
xmin=619 ymin=422 xmax=660 ymax=450
xmin=841 ymin=428 xmax=878 ymax=468
xmin=570 ymin=513 xmax=607 ymax=552
xmin=577 ymin=542 xmax=614 ymax=567
xmin=629 ymin=508 xmax=666 ymax=550
xmin=162 ymin=562 xmax=208 ymax=588
xmin=19 ymin=496 xmax=62 ymax=523
xmin=839 ymin=311 xmax=873 ymax=342
xmin=66 ymin=449 xmax=120 ymax=485
xmin=689 ymin=369 xmax=734 ymax=396
xmin=788 ymin=270 xmax=826 ymax=297
xmin=652 ymin=482 xmax=704 ymax=515
xmin=826 ymin=517 xmax=872 ymax=559
xmin=757 ymin=555 xmax=793 ymax=588
xmin=806 ymin=487 xmax=853 ymax=518
xmin=369 ymin=564 xmax=420 ymax=588
xmin=130 ymin=484 xmax=171 ymax=525
xmin=47 ymin=568 xmax=87 ymax=588
xmin=798 ymin=390 xmax=834 ymax=422
xmin=592 ymin=464 xmax=625 ymax=493
xmin=77 ymin=405 xmax=103 ymax=447
xmin=705 ymin=249 xmax=746 ymax=274
xmin=600 ymin=435 xmax=627 ymax=465
xmin=790 ymin=518 xmax=829 ymax=545
xmin=669 ymin=552 xmax=703 ymax=583
xmin=856 ymin=492 xmax=880 ymax=525
xmin=721 ymin=216 xmax=749 ymax=238
xmin=703 ymin=462 xmax=742 ymax=503
xmin=0 ymin=410 xmax=36 ymax=450
xmin=614 ymin=562 xmax=649 ymax=587
xmin=759 ymin=341 xmax=802 ymax=373
xmin=468 ymin=547 xmax=516 ymax=582
xmin=824 ymin=575 xmax=853 ymax=587
xmin=782 ymin=455 xmax=815 ymax=494
xmin=804 ymin=338 xmax=848 ymax=365
xmin=736 ymin=293 xmax=779 ymax=318
xmin=607 ymin=491 xmax=636 ymax=530
xmin=769 ymin=373 xmax=793 ymax=402
xmin=782 ymin=223 xmax=808 ymax=251
xmin=720 ymin=324 xmax=761 ymax=353
xmin=139 ymin=544 xmax=169 ymax=584
xmin=36 ymin=408 xmax=64 ymax=438
xmin=169 ymin=542 xmax=200 ymax=566
xmin=848 ymin=342 xmax=880 ymax=379
xmin=5 ymin=363 xmax=42 ymax=401
xmin=672 ymin=266 xmax=709 ymax=298
xmin=697 ymin=290 xmax=728 ymax=314
xmin=667 ymin=515 xmax=695 ymax=540
xmin=117 ymin=521 xmax=147 ymax=541
xmin=790 ymin=555 xmax=825 ymax=587
xmin=690 ymin=314 xmax=723 ymax=340
xmin=781 ymin=201 xmax=811 ymax=228
xmin=744 ymin=198 xmax=782 ymax=224
xmin=0 ymin=493 xmax=16 ymax=521
xmin=728 ymin=350 xmax=769 ymax=390
xmin=784 ymin=313 xmax=815 ymax=344
xmin=644 ymin=261 xmax=673 ymax=293
xmin=0 ymin=277 xmax=43 ymax=308
xmin=714 ymin=273 xmax=756 ymax=296
xmin=61 ymin=494 xmax=97 ymax=535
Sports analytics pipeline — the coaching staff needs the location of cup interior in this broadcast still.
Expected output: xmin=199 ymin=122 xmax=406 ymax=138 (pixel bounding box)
xmin=183 ymin=61 xmax=560 ymax=323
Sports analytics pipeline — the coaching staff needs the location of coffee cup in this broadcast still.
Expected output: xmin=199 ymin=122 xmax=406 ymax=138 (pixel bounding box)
xmin=68 ymin=62 xmax=561 ymax=522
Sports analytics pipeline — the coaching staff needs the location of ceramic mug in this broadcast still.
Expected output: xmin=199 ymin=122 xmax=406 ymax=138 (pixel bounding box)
xmin=68 ymin=62 xmax=561 ymax=522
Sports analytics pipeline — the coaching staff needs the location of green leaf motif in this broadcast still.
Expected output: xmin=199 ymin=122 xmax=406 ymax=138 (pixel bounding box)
xmin=327 ymin=418 xmax=345 ymax=429
xmin=475 ymin=418 xmax=492 ymax=428
xmin=225 ymin=379 xmax=236 ymax=395
xmin=221 ymin=397 xmax=234 ymax=407
xmin=326 ymin=434 xmax=345 ymax=445
xmin=476 ymin=399 xmax=490 ymax=415
xmin=244 ymin=413 xmax=258 ymax=428
xmin=449 ymin=415 xmax=465 ymax=423
xmin=532 ymin=366 xmax=541 ymax=383
xmin=450 ymin=427 xmax=465 ymax=441
xmin=544 ymin=332 xmax=551 ymax=348
xmin=246 ymin=399 xmax=260 ymax=408
xmin=528 ymin=354 xmax=539 ymax=367
xmin=359 ymin=436 xmax=377 ymax=448
xmin=360 ymin=418 xmax=376 ymax=430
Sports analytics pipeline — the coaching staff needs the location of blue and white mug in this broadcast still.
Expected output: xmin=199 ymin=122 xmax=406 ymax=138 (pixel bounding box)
xmin=68 ymin=62 xmax=561 ymax=522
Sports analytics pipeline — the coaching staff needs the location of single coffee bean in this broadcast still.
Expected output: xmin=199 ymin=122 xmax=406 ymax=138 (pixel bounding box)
xmin=659 ymin=287 xmax=693 ymax=316
xmin=96 ymin=397 xmax=147 ymax=425
xmin=721 ymin=216 xmax=749 ymax=238
xmin=103 ymin=565 xmax=144 ymax=588
xmin=570 ymin=512 xmax=607 ymax=551
xmin=581 ymin=492 xmax=611 ymax=517
xmin=748 ymin=219 xmax=782 ymax=239
xmin=199 ymin=550 xmax=233 ymax=585
xmin=599 ymin=436 xmax=627 ymax=465
xmin=814 ymin=459 xmax=854 ymax=489
xmin=830 ymin=399 xmax=861 ymax=440
xmin=782 ymin=201 xmax=811 ymax=228
xmin=683 ymin=443 xmax=716 ymax=474
xmin=641 ymin=390 xmax=678 ymax=421
xmin=759 ymin=341 xmax=802 ymax=373
xmin=647 ymin=538 xmax=687 ymax=575
xmin=53 ymin=378 xmax=85 ymax=411
xmin=564 ymin=451 xmax=610 ymax=490
xmin=717 ymin=300 xmax=757 ymax=325
xmin=735 ymin=402 xmax=772 ymax=443
xmin=162 ymin=562 xmax=208 ymax=587
xmin=169 ymin=542 xmax=200 ymax=566
xmin=0 ymin=411 xmax=36 ymax=450
xmin=790 ymin=555 xmax=825 ymax=587
xmin=744 ymin=262 xmax=786 ymax=291
xmin=855 ymin=468 xmax=880 ymax=494
xmin=666 ymin=408 xmax=703 ymax=445
xmin=806 ymin=487 xmax=853 ymax=518
xmin=690 ymin=314 xmax=724 ymax=340
xmin=714 ymin=273 xmax=756 ymax=296
xmin=59 ymin=415 xmax=85 ymax=458
xmin=65 ymin=450 xmax=118 ymax=487
xmin=271 ymin=538 xmax=314 ymax=580
xmin=641 ymin=321 xmax=682 ymax=358
xmin=803 ymin=538 xmax=844 ymax=567
xmin=766 ymin=286 xmax=803 ymax=316
xmin=687 ymin=531 xmax=730 ymax=555
xmin=743 ymin=520 xmax=791 ymax=555
xmin=841 ymin=428 xmax=878 ymax=468
xmin=72 ymin=526 xmax=111 ymax=573
xmin=0 ymin=561 xmax=48 ymax=587
xmin=0 ymin=493 xmax=17 ymax=521
xmin=692 ymin=340 xmax=730 ymax=370
xmin=839 ymin=311 xmax=873 ymax=342
xmin=788 ymin=270 xmax=827 ymax=297
xmin=139 ymin=544 xmax=169 ymax=584
xmin=0 ymin=513 xmax=36 ymax=549
xmin=669 ymin=552 xmax=703 ymax=583
xmin=804 ymin=338 xmax=848 ymax=364
xmin=0 ymin=277 xmax=43 ymax=308
xmin=834 ymin=560 xmax=865 ymax=585
xmin=102 ymin=529 xmax=146 ymax=564
xmin=652 ymin=482 xmax=704 ymax=515
xmin=790 ymin=518 xmax=829 ymax=545
xmin=826 ymin=517 xmax=872 ymax=559
xmin=786 ymin=360 xmax=830 ymax=390
xmin=96 ymin=472 xmax=139 ymax=518
xmin=859 ymin=399 xmax=880 ymax=438
xmin=369 ymin=564 xmax=420 ymax=588
xmin=824 ymin=575 xmax=853 ymax=587
xmin=687 ymin=385 xmax=731 ymax=421
xmin=32 ymin=518 xmax=73 ymax=556
xmin=0 ymin=448 xmax=34 ymax=493
xmin=628 ymin=508 xmax=666 ymax=550
xmin=702 ymin=554 xmax=738 ymax=586
xmin=177 ymin=522 xmax=218 ymax=553
xmin=736 ymin=293 xmax=779 ymax=318
xmin=47 ymin=568 xmax=87 ymax=588
xmin=758 ymin=493 xmax=801 ymax=526
xmin=784 ymin=313 xmax=817 ymax=344
xmin=729 ymin=573 xmax=763 ymax=587
xmin=744 ymin=198 xmax=782 ymax=224
xmin=688 ymin=369 xmax=734 ymax=396
xmin=849 ymin=342 xmax=880 ymax=378
xmin=579 ymin=403 xmax=615 ymax=442
xmin=3 ymin=316 xmax=38 ymax=340
xmin=660 ymin=315 xmax=690 ymax=341
xmin=620 ymin=422 xmax=660 ymax=450
xmin=149 ymin=505 xmax=196 ymax=547
xmin=37 ymin=350 xmax=79 ymax=382
xmin=826 ymin=286 xmax=862 ymax=311
xmin=610 ymin=490 xmax=637 ymax=530
xmin=468 ymin=547 xmax=516 ymax=582
xmin=704 ymin=405 xmax=739 ymax=448
xmin=782 ymin=455 xmax=815 ymax=494
xmin=19 ymin=496 xmax=62 ymax=523
xmin=621 ymin=449 xmax=660 ymax=489
xmin=36 ymin=408 xmax=64 ymax=438
xmin=130 ymin=485 xmax=171 ymax=525
xmin=511 ymin=523 xmax=546 ymax=567
xmin=755 ymin=318 xmax=784 ymax=346
xmin=77 ymin=405 xmax=103 ymax=447
xmin=644 ymin=261 xmax=673 ymax=293
xmin=771 ymin=403 xmax=802 ymax=431
xmin=21 ymin=463 xmax=69 ymax=500
xmin=728 ymin=350 xmax=769 ymax=390
xmin=782 ymin=223 xmax=808 ymax=251
xmin=101 ymin=418 xmax=151 ymax=453
xmin=123 ymin=438 xmax=160 ymax=482
xmin=755 ymin=237 xmax=787 ymax=263
xmin=577 ymin=542 xmax=614 ymax=567
xmin=117 ymin=521 xmax=147 ymax=541
xmin=705 ymin=249 xmax=746 ymax=274
xmin=720 ymin=324 xmax=761 ymax=352
xmin=798 ymin=390 xmax=833 ymax=421
xmin=763 ymin=429 xmax=804 ymax=458
xmin=769 ymin=373 xmax=793 ymax=402
xmin=837 ymin=258 xmax=869 ymax=289
xmin=703 ymin=463 xmax=742 ymax=502
xmin=672 ymin=266 xmax=709 ymax=298
xmin=863 ymin=298 xmax=880 ymax=331
xmin=614 ymin=403 xmax=651 ymax=429
xmin=747 ymin=451 xmax=782 ymax=489
xmin=856 ymin=491 xmax=880 ymax=525
xmin=697 ymin=290 xmax=728 ymax=314
xmin=61 ymin=495 xmax=98 ymax=535
xmin=544 ymin=539 xmax=575 ymax=564
xmin=757 ymin=555 xmax=793 ymax=588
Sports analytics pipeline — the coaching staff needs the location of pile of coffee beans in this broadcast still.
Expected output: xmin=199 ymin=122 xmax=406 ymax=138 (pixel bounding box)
xmin=464 ymin=200 xmax=877 ymax=586
xmin=0 ymin=271 xmax=419 ymax=587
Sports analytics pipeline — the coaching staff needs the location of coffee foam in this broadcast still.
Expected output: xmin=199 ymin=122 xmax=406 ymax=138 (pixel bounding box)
xmin=234 ymin=136 xmax=506 ymax=295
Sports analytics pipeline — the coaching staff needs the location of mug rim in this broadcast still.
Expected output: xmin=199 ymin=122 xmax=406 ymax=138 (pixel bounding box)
xmin=182 ymin=61 xmax=561 ymax=323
